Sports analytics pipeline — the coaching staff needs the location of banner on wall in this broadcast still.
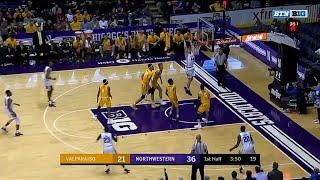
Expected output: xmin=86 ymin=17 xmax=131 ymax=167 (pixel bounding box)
xmin=171 ymin=4 xmax=320 ymax=28
xmin=16 ymin=23 xmax=198 ymax=43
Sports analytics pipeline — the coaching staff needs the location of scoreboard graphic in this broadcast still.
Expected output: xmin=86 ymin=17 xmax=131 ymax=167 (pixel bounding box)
xmin=60 ymin=154 xmax=260 ymax=166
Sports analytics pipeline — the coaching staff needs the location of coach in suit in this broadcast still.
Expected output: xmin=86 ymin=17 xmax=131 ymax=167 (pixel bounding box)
xmin=32 ymin=26 xmax=48 ymax=64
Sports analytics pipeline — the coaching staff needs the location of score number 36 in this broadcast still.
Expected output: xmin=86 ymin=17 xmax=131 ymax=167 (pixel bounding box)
xmin=187 ymin=156 xmax=196 ymax=163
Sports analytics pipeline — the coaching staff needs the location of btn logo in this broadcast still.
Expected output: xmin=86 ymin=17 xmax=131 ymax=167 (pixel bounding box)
xmin=101 ymin=110 xmax=138 ymax=132
xmin=116 ymin=59 xmax=130 ymax=64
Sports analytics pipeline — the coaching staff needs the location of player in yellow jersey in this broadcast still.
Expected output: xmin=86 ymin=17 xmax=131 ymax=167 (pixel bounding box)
xmin=150 ymin=63 xmax=165 ymax=107
xmin=166 ymin=78 xmax=179 ymax=120
xmin=137 ymin=29 xmax=147 ymax=57
xmin=115 ymin=34 xmax=127 ymax=58
xmin=132 ymin=64 xmax=154 ymax=109
xmin=195 ymin=84 xmax=211 ymax=129
xmin=128 ymin=32 xmax=138 ymax=59
xmin=96 ymin=79 xmax=112 ymax=123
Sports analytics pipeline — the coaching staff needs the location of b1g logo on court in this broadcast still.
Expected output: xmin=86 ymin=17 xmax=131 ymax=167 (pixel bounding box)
xmin=101 ymin=110 xmax=138 ymax=132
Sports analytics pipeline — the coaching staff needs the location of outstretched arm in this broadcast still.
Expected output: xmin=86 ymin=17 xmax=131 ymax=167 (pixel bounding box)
xmin=229 ymin=135 xmax=241 ymax=152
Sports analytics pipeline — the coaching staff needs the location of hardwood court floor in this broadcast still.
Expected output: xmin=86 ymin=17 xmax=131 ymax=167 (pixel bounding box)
xmin=0 ymin=61 xmax=308 ymax=179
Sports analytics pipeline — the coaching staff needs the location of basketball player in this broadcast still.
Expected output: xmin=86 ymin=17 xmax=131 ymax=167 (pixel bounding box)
xmin=184 ymin=41 xmax=195 ymax=96
xmin=1 ymin=90 xmax=23 ymax=136
xmin=229 ymin=125 xmax=255 ymax=173
xmin=132 ymin=64 xmax=154 ymax=109
xmin=96 ymin=79 xmax=112 ymax=124
xmin=44 ymin=61 xmax=56 ymax=107
xmin=137 ymin=29 xmax=147 ymax=57
xmin=128 ymin=32 xmax=138 ymax=59
xmin=166 ymin=78 xmax=179 ymax=120
xmin=150 ymin=63 xmax=165 ymax=107
xmin=194 ymin=84 xmax=211 ymax=129
xmin=115 ymin=34 xmax=127 ymax=59
xmin=100 ymin=34 xmax=114 ymax=57
xmin=96 ymin=127 xmax=130 ymax=174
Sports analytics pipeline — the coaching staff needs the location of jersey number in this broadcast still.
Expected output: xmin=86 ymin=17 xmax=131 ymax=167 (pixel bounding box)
xmin=103 ymin=137 xmax=111 ymax=143
xmin=243 ymin=136 xmax=250 ymax=142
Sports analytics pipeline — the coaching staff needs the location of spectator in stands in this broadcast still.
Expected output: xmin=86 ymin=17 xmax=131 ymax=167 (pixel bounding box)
xmin=70 ymin=18 xmax=81 ymax=31
xmin=109 ymin=19 xmax=118 ymax=28
xmin=139 ymin=15 xmax=151 ymax=26
xmin=310 ymin=167 xmax=320 ymax=180
xmin=191 ymin=134 xmax=208 ymax=180
xmin=25 ymin=21 xmax=37 ymax=33
xmin=81 ymin=19 xmax=93 ymax=31
xmin=173 ymin=30 xmax=184 ymax=55
xmin=192 ymin=2 xmax=201 ymax=13
xmin=315 ymin=82 xmax=320 ymax=124
xmin=137 ymin=29 xmax=147 ymax=57
xmin=66 ymin=9 xmax=74 ymax=23
xmin=73 ymin=36 xmax=84 ymax=61
xmin=90 ymin=16 xmax=99 ymax=30
xmin=99 ymin=16 xmax=108 ymax=29
xmin=255 ymin=166 xmax=267 ymax=180
xmin=160 ymin=28 xmax=171 ymax=53
xmin=245 ymin=170 xmax=256 ymax=180
xmin=209 ymin=1 xmax=223 ymax=12
xmin=147 ymin=31 xmax=160 ymax=56
xmin=231 ymin=170 xmax=239 ymax=180
xmin=154 ymin=18 xmax=163 ymax=36
xmin=4 ymin=34 xmax=17 ymax=50
xmin=83 ymin=11 xmax=91 ymax=21
xmin=267 ymin=162 xmax=283 ymax=180
xmin=218 ymin=176 xmax=224 ymax=180
xmin=75 ymin=10 xmax=84 ymax=22
xmin=115 ymin=34 xmax=127 ymax=58
xmin=0 ymin=35 xmax=3 ymax=45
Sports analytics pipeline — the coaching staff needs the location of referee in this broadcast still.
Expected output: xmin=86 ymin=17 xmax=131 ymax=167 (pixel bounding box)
xmin=214 ymin=48 xmax=228 ymax=87
xmin=191 ymin=134 xmax=208 ymax=180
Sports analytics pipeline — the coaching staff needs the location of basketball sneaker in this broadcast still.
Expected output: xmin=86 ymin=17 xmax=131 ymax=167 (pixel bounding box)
xmin=159 ymin=100 xmax=166 ymax=105
xmin=15 ymin=132 xmax=23 ymax=136
xmin=131 ymin=104 xmax=138 ymax=110
xmin=1 ymin=127 xmax=8 ymax=133
xmin=194 ymin=123 xmax=202 ymax=129
xmin=123 ymin=168 xmax=130 ymax=174
xmin=105 ymin=169 xmax=110 ymax=174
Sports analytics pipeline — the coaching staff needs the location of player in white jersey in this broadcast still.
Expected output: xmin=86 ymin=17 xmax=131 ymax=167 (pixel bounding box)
xmin=96 ymin=127 xmax=130 ymax=174
xmin=44 ymin=61 xmax=56 ymax=107
xmin=229 ymin=125 xmax=255 ymax=173
xmin=1 ymin=90 xmax=23 ymax=136
xmin=184 ymin=41 xmax=195 ymax=96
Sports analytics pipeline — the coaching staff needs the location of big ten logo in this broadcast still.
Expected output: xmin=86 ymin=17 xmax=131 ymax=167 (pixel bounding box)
xmin=102 ymin=110 xmax=138 ymax=132
xmin=290 ymin=10 xmax=308 ymax=18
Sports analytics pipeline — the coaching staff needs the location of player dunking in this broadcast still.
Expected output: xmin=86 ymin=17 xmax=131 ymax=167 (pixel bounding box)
xmin=44 ymin=61 xmax=56 ymax=107
xmin=96 ymin=79 xmax=112 ymax=123
xmin=166 ymin=78 xmax=179 ymax=120
xmin=150 ymin=63 xmax=165 ymax=108
xmin=1 ymin=90 xmax=23 ymax=136
xmin=229 ymin=125 xmax=255 ymax=173
xmin=184 ymin=41 xmax=195 ymax=96
xmin=96 ymin=127 xmax=130 ymax=174
xmin=194 ymin=84 xmax=211 ymax=129
xmin=132 ymin=64 xmax=154 ymax=109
